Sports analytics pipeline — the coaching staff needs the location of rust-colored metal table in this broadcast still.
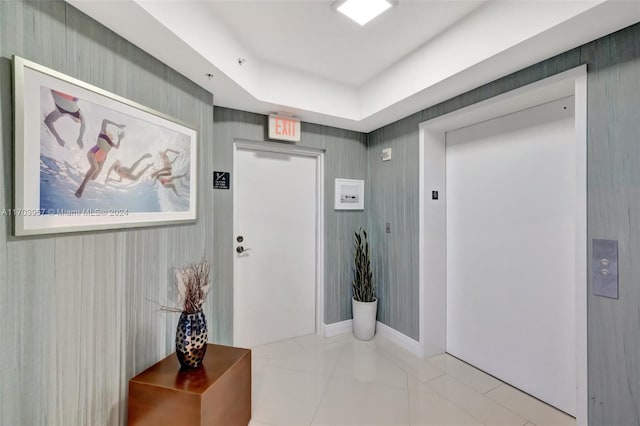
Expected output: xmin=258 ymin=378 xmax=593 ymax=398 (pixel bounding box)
xmin=128 ymin=344 xmax=251 ymax=426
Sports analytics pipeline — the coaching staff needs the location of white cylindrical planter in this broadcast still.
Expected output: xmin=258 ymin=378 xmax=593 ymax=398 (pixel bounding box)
xmin=352 ymin=297 xmax=378 ymax=341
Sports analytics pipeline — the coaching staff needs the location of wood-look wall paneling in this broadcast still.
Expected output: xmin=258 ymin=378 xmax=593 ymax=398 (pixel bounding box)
xmin=212 ymin=108 xmax=368 ymax=326
xmin=0 ymin=1 xmax=215 ymax=425
xmin=582 ymin=23 xmax=640 ymax=426
xmin=366 ymin=112 xmax=422 ymax=340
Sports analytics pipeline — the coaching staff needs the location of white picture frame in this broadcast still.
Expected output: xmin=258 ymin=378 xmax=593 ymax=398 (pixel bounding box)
xmin=334 ymin=178 xmax=364 ymax=210
xmin=13 ymin=55 xmax=198 ymax=236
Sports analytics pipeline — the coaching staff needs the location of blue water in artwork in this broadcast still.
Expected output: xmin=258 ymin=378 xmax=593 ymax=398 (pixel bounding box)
xmin=40 ymin=155 xmax=163 ymax=212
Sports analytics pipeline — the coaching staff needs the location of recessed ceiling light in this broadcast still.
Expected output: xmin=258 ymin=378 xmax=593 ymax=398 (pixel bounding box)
xmin=334 ymin=0 xmax=395 ymax=26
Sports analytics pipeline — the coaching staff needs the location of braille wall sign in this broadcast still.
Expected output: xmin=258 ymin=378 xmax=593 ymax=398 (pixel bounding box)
xmin=213 ymin=171 xmax=230 ymax=190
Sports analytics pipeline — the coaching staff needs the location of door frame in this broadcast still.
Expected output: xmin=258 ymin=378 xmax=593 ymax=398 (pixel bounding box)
xmin=232 ymin=139 xmax=325 ymax=345
xmin=418 ymin=66 xmax=587 ymax=424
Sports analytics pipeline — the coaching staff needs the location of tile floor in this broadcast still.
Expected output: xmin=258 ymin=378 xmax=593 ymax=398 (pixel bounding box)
xmin=248 ymin=333 xmax=576 ymax=426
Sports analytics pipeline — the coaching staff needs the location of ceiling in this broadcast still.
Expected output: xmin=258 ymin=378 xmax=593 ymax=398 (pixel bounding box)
xmin=66 ymin=0 xmax=640 ymax=133
xmin=207 ymin=1 xmax=486 ymax=86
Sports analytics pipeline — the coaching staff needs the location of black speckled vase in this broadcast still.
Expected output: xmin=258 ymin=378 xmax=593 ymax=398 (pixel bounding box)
xmin=176 ymin=311 xmax=208 ymax=369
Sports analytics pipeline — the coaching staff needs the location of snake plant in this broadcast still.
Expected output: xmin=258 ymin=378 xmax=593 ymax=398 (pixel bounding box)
xmin=352 ymin=228 xmax=375 ymax=302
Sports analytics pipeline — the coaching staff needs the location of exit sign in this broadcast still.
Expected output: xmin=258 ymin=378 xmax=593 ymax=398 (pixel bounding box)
xmin=268 ymin=114 xmax=300 ymax=142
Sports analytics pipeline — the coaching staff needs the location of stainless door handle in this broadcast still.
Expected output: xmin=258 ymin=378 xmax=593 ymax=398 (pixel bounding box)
xmin=236 ymin=246 xmax=252 ymax=254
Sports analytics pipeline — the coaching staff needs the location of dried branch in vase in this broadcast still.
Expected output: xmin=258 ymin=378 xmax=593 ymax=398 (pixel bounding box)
xmin=158 ymin=257 xmax=211 ymax=314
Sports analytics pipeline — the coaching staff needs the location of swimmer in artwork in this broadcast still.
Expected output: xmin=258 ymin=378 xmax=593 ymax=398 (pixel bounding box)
xmin=155 ymin=173 xmax=187 ymax=198
xmin=75 ymin=119 xmax=126 ymax=198
xmin=150 ymin=148 xmax=180 ymax=179
xmin=44 ymin=90 xmax=87 ymax=148
xmin=149 ymin=149 xmax=186 ymax=196
xmin=104 ymin=153 xmax=153 ymax=184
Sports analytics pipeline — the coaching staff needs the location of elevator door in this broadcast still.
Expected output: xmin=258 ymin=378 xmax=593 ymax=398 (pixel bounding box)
xmin=446 ymin=97 xmax=576 ymax=415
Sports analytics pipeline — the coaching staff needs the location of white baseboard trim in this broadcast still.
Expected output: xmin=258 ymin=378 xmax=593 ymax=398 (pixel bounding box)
xmin=376 ymin=321 xmax=423 ymax=358
xmin=322 ymin=320 xmax=422 ymax=358
xmin=322 ymin=320 xmax=353 ymax=338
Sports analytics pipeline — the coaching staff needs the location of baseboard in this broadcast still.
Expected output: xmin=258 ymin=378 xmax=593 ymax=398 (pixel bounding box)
xmin=323 ymin=320 xmax=423 ymax=357
xmin=376 ymin=321 xmax=423 ymax=358
xmin=322 ymin=319 xmax=353 ymax=338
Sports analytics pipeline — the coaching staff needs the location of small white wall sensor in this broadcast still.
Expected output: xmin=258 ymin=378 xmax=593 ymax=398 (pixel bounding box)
xmin=382 ymin=148 xmax=392 ymax=161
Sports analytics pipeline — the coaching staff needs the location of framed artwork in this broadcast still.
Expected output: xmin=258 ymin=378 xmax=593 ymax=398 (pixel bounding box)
xmin=12 ymin=56 xmax=198 ymax=236
xmin=334 ymin=178 xmax=364 ymax=210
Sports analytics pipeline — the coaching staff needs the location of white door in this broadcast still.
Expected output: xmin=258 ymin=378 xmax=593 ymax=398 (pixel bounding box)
xmin=445 ymin=97 xmax=576 ymax=415
xmin=233 ymin=144 xmax=319 ymax=348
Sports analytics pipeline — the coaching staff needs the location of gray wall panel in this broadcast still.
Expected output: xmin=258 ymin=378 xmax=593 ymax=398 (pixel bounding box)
xmin=0 ymin=9 xmax=14 ymax=426
xmin=421 ymin=48 xmax=582 ymax=123
xmin=2 ymin=0 xmax=640 ymax=424
xmin=367 ymin=21 xmax=640 ymax=426
xmin=211 ymin=107 xmax=265 ymax=345
xmin=0 ymin=1 xmax=215 ymax=425
xmin=304 ymin=122 xmax=369 ymax=323
xmin=212 ymin=108 xmax=368 ymax=327
xmin=367 ymin=49 xmax=583 ymax=343
xmin=582 ymin=23 xmax=640 ymax=426
xmin=367 ymin=112 xmax=421 ymax=340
